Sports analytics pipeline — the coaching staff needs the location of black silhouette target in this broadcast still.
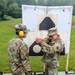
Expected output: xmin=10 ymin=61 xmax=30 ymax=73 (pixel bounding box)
xmin=29 ymin=17 xmax=56 ymax=56
xmin=29 ymin=41 xmax=44 ymax=56
xmin=39 ymin=17 xmax=55 ymax=30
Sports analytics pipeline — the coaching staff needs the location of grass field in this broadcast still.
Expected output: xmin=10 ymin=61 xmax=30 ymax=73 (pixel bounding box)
xmin=0 ymin=17 xmax=75 ymax=73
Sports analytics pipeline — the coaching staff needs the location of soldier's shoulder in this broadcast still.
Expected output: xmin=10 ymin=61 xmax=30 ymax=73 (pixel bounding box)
xmin=57 ymin=37 xmax=65 ymax=46
xmin=58 ymin=37 xmax=64 ymax=43
xmin=8 ymin=37 xmax=22 ymax=45
xmin=8 ymin=38 xmax=14 ymax=43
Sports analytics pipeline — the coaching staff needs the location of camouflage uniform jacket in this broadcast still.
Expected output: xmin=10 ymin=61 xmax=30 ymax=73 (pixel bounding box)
xmin=41 ymin=37 xmax=64 ymax=68
xmin=8 ymin=35 xmax=31 ymax=73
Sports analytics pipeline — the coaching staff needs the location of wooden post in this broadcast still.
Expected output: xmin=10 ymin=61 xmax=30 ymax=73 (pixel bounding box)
xmin=65 ymin=53 xmax=69 ymax=74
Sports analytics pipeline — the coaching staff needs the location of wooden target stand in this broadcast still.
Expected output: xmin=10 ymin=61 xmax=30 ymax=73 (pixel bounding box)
xmin=22 ymin=5 xmax=73 ymax=75
xmin=65 ymin=53 xmax=75 ymax=75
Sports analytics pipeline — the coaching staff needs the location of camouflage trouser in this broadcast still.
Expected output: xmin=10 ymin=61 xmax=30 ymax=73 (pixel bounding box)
xmin=11 ymin=66 xmax=32 ymax=75
xmin=45 ymin=66 xmax=58 ymax=75
xmin=10 ymin=63 xmax=32 ymax=75
xmin=12 ymin=70 xmax=32 ymax=75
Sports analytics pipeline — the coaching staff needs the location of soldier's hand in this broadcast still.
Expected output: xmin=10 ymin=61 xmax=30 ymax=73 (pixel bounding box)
xmin=36 ymin=37 xmax=42 ymax=44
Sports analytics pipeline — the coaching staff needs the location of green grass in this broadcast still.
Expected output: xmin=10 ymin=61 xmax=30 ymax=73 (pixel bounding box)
xmin=0 ymin=18 xmax=22 ymax=73
xmin=72 ymin=16 xmax=75 ymax=25
xmin=0 ymin=17 xmax=75 ymax=73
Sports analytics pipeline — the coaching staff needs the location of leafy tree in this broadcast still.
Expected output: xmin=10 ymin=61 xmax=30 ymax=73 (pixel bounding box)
xmin=7 ymin=3 xmax=21 ymax=18
xmin=0 ymin=0 xmax=7 ymax=19
xmin=70 ymin=0 xmax=75 ymax=15
xmin=0 ymin=0 xmax=75 ymax=21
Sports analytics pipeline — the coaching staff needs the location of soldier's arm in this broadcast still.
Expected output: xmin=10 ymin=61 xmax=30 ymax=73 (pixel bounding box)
xmin=36 ymin=37 xmax=55 ymax=54
xmin=20 ymin=43 xmax=31 ymax=71
xmin=36 ymin=37 xmax=49 ymax=47
xmin=54 ymin=40 xmax=65 ymax=53
xmin=20 ymin=44 xmax=29 ymax=60
xmin=41 ymin=41 xmax=55 ymax=54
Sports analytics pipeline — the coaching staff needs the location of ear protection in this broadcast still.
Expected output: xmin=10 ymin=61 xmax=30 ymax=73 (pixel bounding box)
xmin=18 ymin=24 xmax=24 ymax=37
xmin=19 ymin=31 xmax=24 ymax=37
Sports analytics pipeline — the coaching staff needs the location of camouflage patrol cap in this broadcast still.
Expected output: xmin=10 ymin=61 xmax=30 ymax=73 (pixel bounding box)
xmin=47 ymin=27 xmax=57 ymax=36
xmin=15 ymin=24 xmax=30 ymax=32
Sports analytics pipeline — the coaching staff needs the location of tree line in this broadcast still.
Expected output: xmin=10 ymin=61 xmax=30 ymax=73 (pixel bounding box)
xmin=0 ymin=0 xmax=75 ymax=20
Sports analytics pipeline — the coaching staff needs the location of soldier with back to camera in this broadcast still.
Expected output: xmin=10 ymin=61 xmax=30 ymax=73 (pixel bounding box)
xmin=8 ymin=24 xmax=31 ymax=75
xmin=36 ymin=27 xmax=64 ymax=75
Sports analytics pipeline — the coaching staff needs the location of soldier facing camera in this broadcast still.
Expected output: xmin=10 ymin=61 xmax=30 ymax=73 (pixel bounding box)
xmin=36 ymin=27 xmax=64 ymax=75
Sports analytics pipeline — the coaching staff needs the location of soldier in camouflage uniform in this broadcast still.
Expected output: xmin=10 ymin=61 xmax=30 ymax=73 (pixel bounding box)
xmin=36 ymin=27 xmax=64 ymax=75
xmin=8 ymin=24 xmax=31 ymax=75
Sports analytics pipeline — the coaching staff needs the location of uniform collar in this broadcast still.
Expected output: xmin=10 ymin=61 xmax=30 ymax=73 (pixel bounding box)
xmin=15 ymin=35 xmax=23 ymax=40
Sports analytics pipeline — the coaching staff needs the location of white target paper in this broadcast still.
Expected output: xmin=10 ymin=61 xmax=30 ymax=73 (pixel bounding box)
xmin=22 ymin=5 xmax=73 ymax=54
